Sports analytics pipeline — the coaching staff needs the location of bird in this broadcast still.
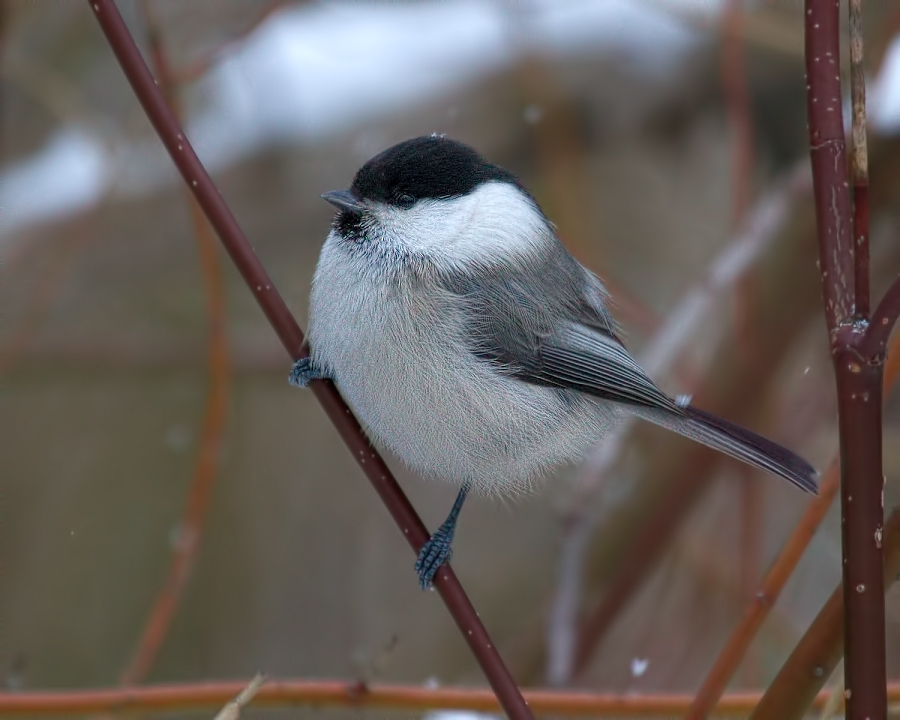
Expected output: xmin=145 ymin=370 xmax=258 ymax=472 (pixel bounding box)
xmin=290 ymin=135 xmax=818 ymax=589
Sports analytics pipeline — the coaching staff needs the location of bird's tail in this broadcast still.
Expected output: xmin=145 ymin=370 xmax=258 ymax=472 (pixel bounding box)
xmin=630 ymin=404 xmax=818 ymax=494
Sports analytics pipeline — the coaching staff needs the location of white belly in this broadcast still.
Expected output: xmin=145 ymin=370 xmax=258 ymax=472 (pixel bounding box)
xmin=307 ymin=239 xmax=620 ymax=494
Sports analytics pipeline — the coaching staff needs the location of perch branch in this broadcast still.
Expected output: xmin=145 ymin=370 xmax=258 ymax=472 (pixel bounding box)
xmin=86 ymin=2 xmax=531 ymax=717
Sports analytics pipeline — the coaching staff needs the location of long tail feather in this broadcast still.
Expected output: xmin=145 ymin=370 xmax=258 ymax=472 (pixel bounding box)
xmin=630 ymin=405 xmax=818 ymax=494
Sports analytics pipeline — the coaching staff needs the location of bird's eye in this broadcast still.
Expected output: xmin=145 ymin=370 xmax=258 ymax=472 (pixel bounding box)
xmin=396 ymin=193 xmax=416 ymax=209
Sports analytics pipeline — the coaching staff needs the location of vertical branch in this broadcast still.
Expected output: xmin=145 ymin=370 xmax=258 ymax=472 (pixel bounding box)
xmin=119 ymin=3 xmax=231 ymax=687
xmin=805 ymin=0 xmax=854 ymax=332
xmin=721 ymin=0 xmax=754 ymax=229
xmin=805 ymin=2 xmax=887 ymax=717
xmin=849 ymin=0 xmax=870 ymax=317
xmin=720 ymin=4 xmax=762 ymax=686
xmin=86 ymin=3 xmax=532 ymax=717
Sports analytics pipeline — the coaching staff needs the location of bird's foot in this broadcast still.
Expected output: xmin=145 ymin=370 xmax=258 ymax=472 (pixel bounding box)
xmin=289 ymin=357 xmax=330 ymax=387
xmin=415 ymin=518 xmax=457 ymax=590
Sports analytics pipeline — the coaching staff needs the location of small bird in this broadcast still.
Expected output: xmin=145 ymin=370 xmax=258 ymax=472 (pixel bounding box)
xmin=291 ymin=135 xmax=817 ymax=589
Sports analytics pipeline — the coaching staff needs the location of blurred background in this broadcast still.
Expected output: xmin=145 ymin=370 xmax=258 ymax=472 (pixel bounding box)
xmin=2 ymin=1 xmax=900 ymax=717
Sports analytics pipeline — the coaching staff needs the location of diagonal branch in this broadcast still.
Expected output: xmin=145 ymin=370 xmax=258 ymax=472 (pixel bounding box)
xmin=85 ymin=2 xmax=531 ymax=717
xmin=861 ymin=273 xmax=900 ymax=357
xmin=751 ymin=502 xmax=900 ymax=720
xmin=687 ymin=321 xmax=900 ymax=718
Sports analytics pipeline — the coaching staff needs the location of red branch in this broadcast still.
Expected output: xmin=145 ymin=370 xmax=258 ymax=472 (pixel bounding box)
xmin=805 ymin=0 xmax=854 ymax=332
xmin=86 ymin=2 xmax=531 ymax=717
xmin=804 ymin=1 xmax=887 ymax=717
xmin=2 ymin=679 xmax=900 ymax=717
xmin=862 ymin=274 xmax=900 ymax=357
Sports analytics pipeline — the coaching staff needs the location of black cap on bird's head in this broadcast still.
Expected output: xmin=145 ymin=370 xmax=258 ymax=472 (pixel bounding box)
xmin=321 ymin=135 xmax=524 ymax=215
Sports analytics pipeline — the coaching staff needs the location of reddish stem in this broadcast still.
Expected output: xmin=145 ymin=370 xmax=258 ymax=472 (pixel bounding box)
xmin=86 ymin=2 xmax=531 ymax=717
xmin=804 ymin=1 xmax=887 ymax=717
xmin=1 ymin=679 xmax=900 ymax=717
xmin=862 ymin=274 xmax=900 ymax=357
xmin=805 ymin=1 xmax=854 ymax=332
xmin=849 ymin=0 xmax=869 ymax=317
xmin=118 ymin=1 xmax=231 ymax=686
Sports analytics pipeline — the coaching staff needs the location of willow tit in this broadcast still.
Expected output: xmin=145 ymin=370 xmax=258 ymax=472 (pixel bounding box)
xmin=291 ymin=135 xmax=817 ymax=589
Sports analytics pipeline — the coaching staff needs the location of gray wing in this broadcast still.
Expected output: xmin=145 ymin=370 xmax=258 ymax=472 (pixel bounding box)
xmin=438 ymin=246 xmax=818 ymax=494
xmin=439 ymin=244 xmax=677 ymax=412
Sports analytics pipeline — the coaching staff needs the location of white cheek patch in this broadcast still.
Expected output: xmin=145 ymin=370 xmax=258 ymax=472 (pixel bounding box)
xmin=370 ymin=182 xmax=548 ymax=265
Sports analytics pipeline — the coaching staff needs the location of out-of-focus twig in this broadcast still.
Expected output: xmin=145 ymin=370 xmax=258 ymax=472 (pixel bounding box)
xmin=212 ymin=674 xmax=265 ymax=720
xmin=120 ymin=1 xmax=231 ymax=686
xmin=545 ymin=166 xmax=811 ymax=685
xmin=172 ymin=0 xmax=287 ymax=84
xmin=721 ymin=0 xmax=754 ymax=230
xmin=686 ymin=319 xmax=900 ymax=719
xmin=720 ymin=4 xmax=762 ymax=687
xmin=817 ymin=664 xmax=845 ymax=720
xmin=2 ymin=678 xmax=900 ymax=717
xmin=849 ymin=0 xmax=870 ymax=318
xmin=86 ymin=3 xmax=531 ymax=717
xmin=686 ymin=462 xmax=839 ymax=718
xmin=751 ymin=501 xmax=900 ymax=719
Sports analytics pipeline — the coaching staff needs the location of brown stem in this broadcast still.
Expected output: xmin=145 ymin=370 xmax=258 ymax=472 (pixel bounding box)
xmin=118 ymin=3 xmax=231 ymax=686
xmin=570 ymin=168 xmax=821 ymax=678
xmin=1 ymin=679 xmax=900 ymax=717
xmin=684 ymin=460 xmax=840 ymax=719
xmin=721 ymin=0 xmax=754 ymax=229
xmin=86 ymin=2 xmax=531 ymax=717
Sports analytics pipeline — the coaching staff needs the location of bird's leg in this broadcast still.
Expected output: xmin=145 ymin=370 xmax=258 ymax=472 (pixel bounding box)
xmin=415 ymin=483 xmax=470 ymax=590
xmin=289 ymin=357 xmax=330 ymax=387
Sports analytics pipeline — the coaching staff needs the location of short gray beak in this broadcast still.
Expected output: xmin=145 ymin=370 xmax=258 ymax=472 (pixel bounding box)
xmin=321 ymin=189 xmax=364 ymax=213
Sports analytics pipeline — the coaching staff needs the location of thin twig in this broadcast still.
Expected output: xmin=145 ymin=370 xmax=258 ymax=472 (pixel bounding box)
xmin=212 ymin=674 xmax=265 ymax=720
xmin=559 ymin=166 xmax=816 ymax=681
xmin=720 ymin=3 xmax=762 ymax=688
xmin=849 ymin=0 xmax=870 ymax=317
xmin=751 ymin=501 xmax=900 ymax=719
xmin=1 ymin=679 xmax=900 ymax=717
xmin=818 ymin=663 xmax=845 ymax=720
xmin=172 ymin=0 xmax=288 ymax=84
xmin=688 ymin=323 xmax=899 ymax=716
xmin=120 ymin=0 xmax=231 ymax=685
xmin=86 ymin=2 xmax=531 ymax=717
xmin=862 ymin=273 xmax=900 ymax=357
xmin=750 ymin=327 xmax=900 ymax=719
xmin=721 ymin=0 xmax=754 ymax=230
xmin=686 ymin=462 xmax=839 ymax=718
